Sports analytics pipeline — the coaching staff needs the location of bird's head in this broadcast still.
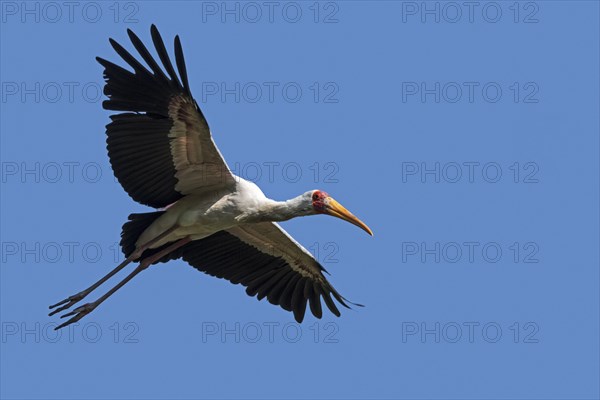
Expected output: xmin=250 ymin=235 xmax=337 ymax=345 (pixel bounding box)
xmin=307 ymin=190 xmax=373 ymax=236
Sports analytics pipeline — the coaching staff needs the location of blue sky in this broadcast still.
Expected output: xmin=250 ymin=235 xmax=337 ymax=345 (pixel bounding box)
xmin=1 ymin=1 xmax=598 ymax=399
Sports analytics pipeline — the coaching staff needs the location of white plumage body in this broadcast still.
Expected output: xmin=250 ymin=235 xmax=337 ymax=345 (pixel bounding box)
xmin=137 ymin=177 xmax=269 ymax=247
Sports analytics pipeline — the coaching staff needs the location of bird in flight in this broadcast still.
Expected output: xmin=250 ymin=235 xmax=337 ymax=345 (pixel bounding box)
xmin=49 ymin=25 xmax=372 ymax=330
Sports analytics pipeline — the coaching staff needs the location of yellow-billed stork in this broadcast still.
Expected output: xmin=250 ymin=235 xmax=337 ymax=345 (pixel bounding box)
xmin=49 ymin=25 xmax=372 ymax=330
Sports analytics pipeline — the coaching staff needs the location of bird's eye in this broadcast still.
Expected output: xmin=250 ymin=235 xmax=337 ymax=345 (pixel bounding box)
xmin=313 ymin=193 xmax=319 ymax=200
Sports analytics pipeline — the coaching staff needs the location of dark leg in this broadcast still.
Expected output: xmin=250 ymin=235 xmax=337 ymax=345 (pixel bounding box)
xmin=54 ymin=236 xmax=192 ymax=331
xmin=49 ymin=225 xmax=180 ymax=316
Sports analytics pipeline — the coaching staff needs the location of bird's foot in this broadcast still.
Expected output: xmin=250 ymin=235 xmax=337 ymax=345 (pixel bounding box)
xmin=54 ymin=302 xmax=97 ymax=331
xmin=48 ymin=290 xmax=89 ymax=316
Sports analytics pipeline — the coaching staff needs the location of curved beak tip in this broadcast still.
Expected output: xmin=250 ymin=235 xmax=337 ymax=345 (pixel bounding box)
xmin=361 ymin=225 xmax=374 ymax=237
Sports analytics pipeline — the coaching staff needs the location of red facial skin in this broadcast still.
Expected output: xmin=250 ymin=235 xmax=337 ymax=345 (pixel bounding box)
xmin=312 ymin=190 xmax=330 ymax=213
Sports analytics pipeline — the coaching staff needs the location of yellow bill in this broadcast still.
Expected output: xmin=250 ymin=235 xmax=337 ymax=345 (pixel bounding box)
xmin=324 ymin=197 xmax=373 ymax=236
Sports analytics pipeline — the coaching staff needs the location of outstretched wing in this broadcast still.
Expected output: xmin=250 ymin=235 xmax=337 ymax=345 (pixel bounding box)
xmin=180 ymin=222 xmax=360 ymax=323
xmin=97 ymin=25 xmax=234 ymax=209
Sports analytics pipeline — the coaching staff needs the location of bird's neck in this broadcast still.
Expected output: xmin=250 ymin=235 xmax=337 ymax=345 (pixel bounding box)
xmin=254 ymin=196 xmax=308 ymax=222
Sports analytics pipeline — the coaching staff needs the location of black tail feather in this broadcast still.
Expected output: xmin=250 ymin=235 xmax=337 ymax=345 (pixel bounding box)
xmin=120 ymin=212 xmax=164 ymax=258
xmin=120 ymin=212 xmax=184 ymax=264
